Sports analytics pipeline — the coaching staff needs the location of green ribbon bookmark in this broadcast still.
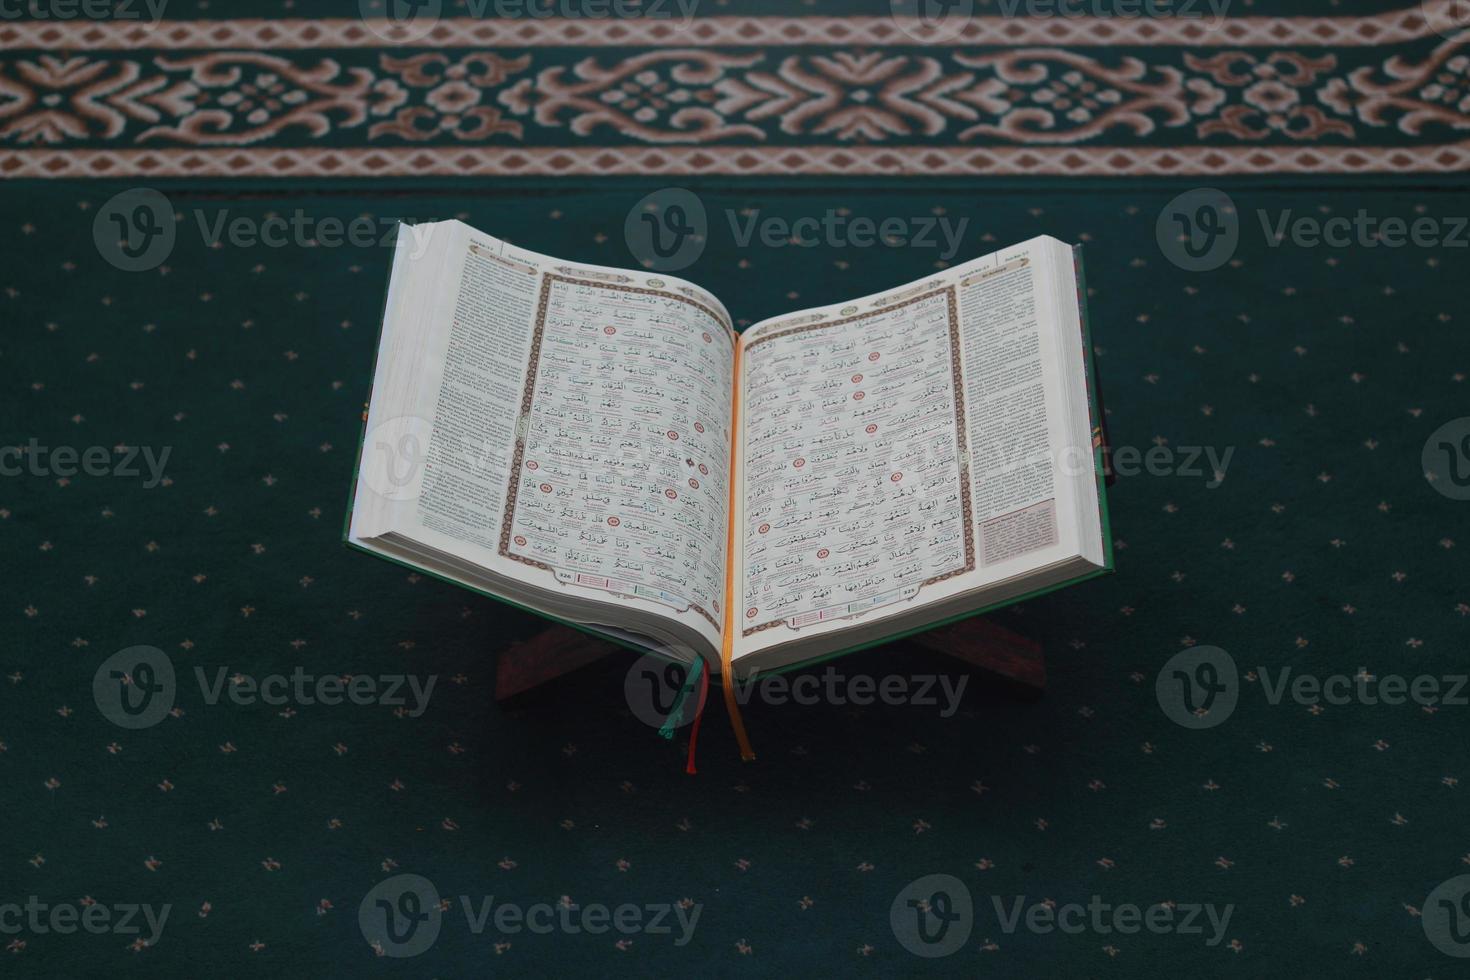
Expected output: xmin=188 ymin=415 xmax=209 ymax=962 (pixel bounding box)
xmin=658 ymin=657 xmax=704 ymax=740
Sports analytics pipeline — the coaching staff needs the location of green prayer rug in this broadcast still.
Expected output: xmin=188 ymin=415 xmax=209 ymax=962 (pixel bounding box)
xmin=3 ymin=2 xmax=1470 ymax=976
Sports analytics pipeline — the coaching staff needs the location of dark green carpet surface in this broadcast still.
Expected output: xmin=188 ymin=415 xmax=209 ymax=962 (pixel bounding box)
xmin=3 ymin=178 xmax=1469 ymax=976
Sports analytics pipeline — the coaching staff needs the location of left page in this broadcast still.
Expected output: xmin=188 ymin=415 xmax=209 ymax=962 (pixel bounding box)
xmin=349 ymin=221 xmax=738 ymax=657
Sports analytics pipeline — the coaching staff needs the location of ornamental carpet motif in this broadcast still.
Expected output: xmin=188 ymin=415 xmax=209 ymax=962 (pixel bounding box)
xmin=2 ymin=2 xmax=1470 ymax=175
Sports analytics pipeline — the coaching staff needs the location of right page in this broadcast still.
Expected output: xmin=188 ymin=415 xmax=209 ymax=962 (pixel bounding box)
xmin=732 ymin=235 xmax=1105 ymax=667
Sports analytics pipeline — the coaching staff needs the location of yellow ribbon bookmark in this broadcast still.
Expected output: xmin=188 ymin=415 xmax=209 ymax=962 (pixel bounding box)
xmin=721 ymin=643 xmax=755 ymax=761
xmin=721 ymin=336 xmax=755 ymax=761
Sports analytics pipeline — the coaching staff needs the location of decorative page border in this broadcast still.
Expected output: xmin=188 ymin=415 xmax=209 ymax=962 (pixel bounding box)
xmin=498 ymin=272 xmax=728 ymax=631
xmin=1 ymin=10 xmax=1468 ymax=178
xmin=741 ymin=285 xmax=975 ymax=637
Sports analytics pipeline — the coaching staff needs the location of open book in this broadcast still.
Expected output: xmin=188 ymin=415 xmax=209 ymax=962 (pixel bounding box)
xmin=347 ymin=221 xmax=1111 ymax=682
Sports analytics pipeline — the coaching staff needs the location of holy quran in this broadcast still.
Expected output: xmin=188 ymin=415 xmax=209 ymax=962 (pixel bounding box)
xmin=347 ymin=221 xmax=1111 ymax=680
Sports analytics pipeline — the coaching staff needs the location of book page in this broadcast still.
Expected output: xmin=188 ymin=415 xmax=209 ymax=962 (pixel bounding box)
xmin=957 ymin=253 xmax=1064 ymax=565
xmin=732 ymin=238 xmax=1089 ymax=658
xmin=364 ymin=222 xmax=736 ymax=651
xmin=738 ymin=284 xmax=974 ymax=640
